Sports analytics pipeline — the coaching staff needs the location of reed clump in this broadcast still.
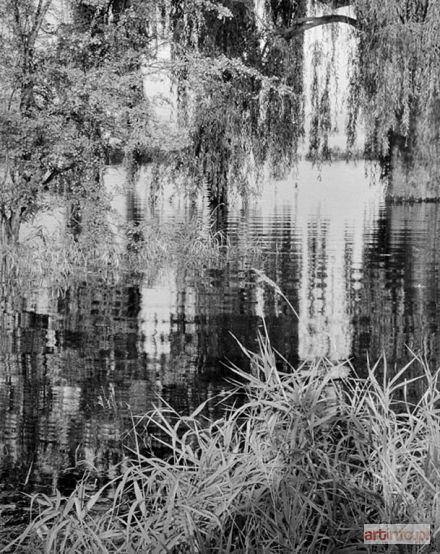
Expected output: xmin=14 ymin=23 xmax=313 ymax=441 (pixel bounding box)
xmin=3 ymin=337 xmax=440 ymax=553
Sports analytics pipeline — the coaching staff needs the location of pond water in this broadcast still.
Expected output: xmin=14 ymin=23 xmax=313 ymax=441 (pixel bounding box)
xmin=1 ymin=159 xmax=439 ymax=503
xmin=2 ymin=0 xmax=439 ymax=510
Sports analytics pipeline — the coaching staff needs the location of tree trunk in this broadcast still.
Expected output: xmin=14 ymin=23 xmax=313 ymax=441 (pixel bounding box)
xmin=19 ymin=45 xmax=36 ymax=114
xmin=0 ymin=212 xmax=21 ymax=244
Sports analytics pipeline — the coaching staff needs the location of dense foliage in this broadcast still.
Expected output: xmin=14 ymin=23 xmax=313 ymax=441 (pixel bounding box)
xmin=0 ymin=0 xmax=154 ymax=241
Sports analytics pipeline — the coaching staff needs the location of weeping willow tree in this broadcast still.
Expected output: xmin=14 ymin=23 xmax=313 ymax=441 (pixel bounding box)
xmin=346 ymin=0 xmax=440 ymax=198
xmin=167 ymin=0 xmax=308 ymax=209
xmin=272 ymin=0 xmax=440 ymax=199
xmin=176 ymin=0 xmax=440 ymax=204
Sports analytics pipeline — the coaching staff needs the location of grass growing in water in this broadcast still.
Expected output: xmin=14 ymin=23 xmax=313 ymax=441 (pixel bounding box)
xmin=2 ymin=337 xmax=440 ymax=553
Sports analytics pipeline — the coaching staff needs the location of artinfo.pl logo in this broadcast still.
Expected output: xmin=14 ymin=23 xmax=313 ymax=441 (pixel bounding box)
xmin=364 ymin=524 xmax=430 ymax=545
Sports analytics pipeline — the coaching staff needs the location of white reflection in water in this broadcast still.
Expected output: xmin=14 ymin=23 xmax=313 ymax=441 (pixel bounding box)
xmin=299 ymin=165 xmax=381 ymax=359
xmin=260 ymin=162 xmax=383 ymax=360
xmin=140 ymin=284 xmax=173 ymax=361
xmin=127 ymin=160 xmax=383 ymax=366
xmin=139 ymin=280 xmax=201 ymax=386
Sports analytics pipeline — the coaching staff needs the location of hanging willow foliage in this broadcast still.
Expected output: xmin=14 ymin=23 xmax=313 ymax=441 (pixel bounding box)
xmin=350 ymin=0 xmax=440 ymax=155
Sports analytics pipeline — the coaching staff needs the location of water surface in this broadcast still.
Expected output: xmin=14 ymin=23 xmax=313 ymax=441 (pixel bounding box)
xmin=1 ymin=160 xmax=438 ymax=500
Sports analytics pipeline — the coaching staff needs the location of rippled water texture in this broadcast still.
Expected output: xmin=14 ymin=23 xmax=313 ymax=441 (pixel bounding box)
xmin=2 ymin=160 xmax=440 ymax=497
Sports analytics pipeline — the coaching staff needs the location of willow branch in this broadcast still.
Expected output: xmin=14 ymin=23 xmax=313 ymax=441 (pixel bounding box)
xmin=316 ymin=0 xmax=354 ymax=8
xmin=281 ymin=14 xmax=359 ymax=40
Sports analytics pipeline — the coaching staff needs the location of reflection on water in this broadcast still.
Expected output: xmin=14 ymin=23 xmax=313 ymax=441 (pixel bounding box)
xmin=353 ymin=202 xmax=440 ymax=378
xmin=2 ymin=161 xmax=440 ymax=498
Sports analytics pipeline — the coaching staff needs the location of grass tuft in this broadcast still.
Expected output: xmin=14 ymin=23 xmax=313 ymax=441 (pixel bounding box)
xmin=2 ymin=337 xmax=440 ymax=553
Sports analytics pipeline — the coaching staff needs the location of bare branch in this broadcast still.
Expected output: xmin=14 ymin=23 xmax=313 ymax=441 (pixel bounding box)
xmin=29 ymin=0 xmax=53 ymax=47
xmin=42 ymin=163 xmax=76 ymax=186
xmin=12 ymin=4 xmax=25 ymax=44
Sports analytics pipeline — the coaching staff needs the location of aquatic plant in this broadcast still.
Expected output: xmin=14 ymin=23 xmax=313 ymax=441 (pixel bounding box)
xmin=0 ymin=207 xmax=224 ymax=292
xmin=2 ymin=333 xmax=440 ymax=553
